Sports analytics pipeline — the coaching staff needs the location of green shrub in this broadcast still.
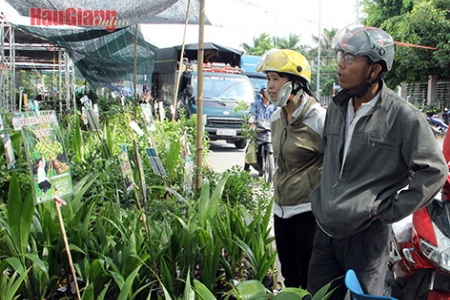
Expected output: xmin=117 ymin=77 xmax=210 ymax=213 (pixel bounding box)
xmin=0 ymin=104 xmax=278 ymax=299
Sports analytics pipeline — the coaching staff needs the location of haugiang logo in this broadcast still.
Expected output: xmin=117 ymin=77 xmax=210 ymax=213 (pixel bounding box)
xmin=30 ymin=8 xmax=128 ymax=31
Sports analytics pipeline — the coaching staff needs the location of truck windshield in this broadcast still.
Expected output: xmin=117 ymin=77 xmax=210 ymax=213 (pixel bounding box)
xmin=248 ymin=77 xmax=267 ymax=93
xmin=192 ymin=74 xmax=255 ymax=104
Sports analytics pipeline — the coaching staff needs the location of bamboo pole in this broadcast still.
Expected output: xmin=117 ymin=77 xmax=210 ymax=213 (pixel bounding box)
xmin=172 ymin=0 xmax=191 ymax=121
xmin=196 ymin=0 xmax=205 ymax=189
xmin=133 ymin=24 xmax=139 ymax=103
xmin=54 ymin=196 xmax=81 ymax=300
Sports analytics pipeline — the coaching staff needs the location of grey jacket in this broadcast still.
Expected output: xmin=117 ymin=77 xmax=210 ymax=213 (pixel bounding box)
xmin=311 ymin=81 xmax=447 ymax=239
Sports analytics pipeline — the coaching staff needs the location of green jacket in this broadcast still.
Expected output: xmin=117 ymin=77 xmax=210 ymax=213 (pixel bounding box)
xmin=271 ymin=95 xmax=326 ymax=210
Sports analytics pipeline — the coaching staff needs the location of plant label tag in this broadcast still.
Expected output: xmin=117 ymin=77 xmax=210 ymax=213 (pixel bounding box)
xmin=145 ymin=147 xmax=167 ymax=178
xmin=119 ymin=145 xmax=135 ymax=193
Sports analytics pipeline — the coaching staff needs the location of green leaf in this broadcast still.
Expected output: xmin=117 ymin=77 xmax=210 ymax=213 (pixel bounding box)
xmin=72 ymin=113 xmax=83 ymax=163
xmin=193 ymin=279 xmax=217 ymax=300
xmin=3 ymin=269 xmax=29 ymax=300
xmin=87 ymin=259 xmax=110 ymax=296
xmin=198 ymin=231 xmax=221 ymax=292
xmin=7 ymin=173 xmax=34 ymax=255
xmin=273 ymin=287 xmax=310 ymax=299
xmin=183 ymin=270 xmax=196 ymax=300
xmin=311 ymin=279 xmax=339 ymax=300
xmin=232 ymin=280 xmax=267 ymax=300
xmin=165 ymin=138 xmax=181 ymax=182
xmin=199 ymin=175 xmax=228 ymax=227
xmin=24 ymin=253 xmax=47 ymax=274
xmin=117 ymin=265 xmax=142 ymax=300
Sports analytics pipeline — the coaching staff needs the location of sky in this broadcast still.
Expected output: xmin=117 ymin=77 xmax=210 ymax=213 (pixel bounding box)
xmin=142 ymin=0 xmax=362 ymax=49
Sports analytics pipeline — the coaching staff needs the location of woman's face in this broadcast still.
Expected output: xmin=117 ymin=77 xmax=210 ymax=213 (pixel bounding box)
xmin=266 ymin=72 xmax=290 ymax=102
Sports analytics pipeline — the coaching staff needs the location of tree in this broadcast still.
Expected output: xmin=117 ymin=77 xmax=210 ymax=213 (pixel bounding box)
xmin=243 ymin=33 xmax=306 ymax=55
xmin=273 ymin=34 xmax=303 ymax=52
xmin=242 ymin=33 xmax=273 ymax=56
xmin=363 ymin=0 xmax=450 ymax=88
xmin=363 ymin=0 xmax=414 ymax=27
xmin=308 ymin=28 xmax=339 ymax=100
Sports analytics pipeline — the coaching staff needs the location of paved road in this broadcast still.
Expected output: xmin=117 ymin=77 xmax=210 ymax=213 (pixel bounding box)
xmin=206 ymin=140 xmax=259 ymax=176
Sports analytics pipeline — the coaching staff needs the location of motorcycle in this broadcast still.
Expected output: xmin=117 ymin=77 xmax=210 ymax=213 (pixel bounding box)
xmin=389 ymin=163 xmax=450 ymax=299
xmin=427 ymin=116 xmax=448 ymax=138
xmin=244 ymin=121 xmax=275 ymax=183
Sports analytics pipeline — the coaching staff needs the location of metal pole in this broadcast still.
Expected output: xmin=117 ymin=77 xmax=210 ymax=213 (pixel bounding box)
xmin=71 ymin=61 xmax=76 ymax=111
xmin=65 ymin=52 xmax=70 ymax=113
xmin=356 ymin=0 xmax=360 ymax=24
xmin=0 ymin=17 xmax=4 ymax=109
xmin=196 ymin=0 xmax=205 ymax=189
xmin=316 ymin=0 xmax=321 ymax=101
xmin=58 ymin=49 xmax=63 ymax=110
xmin=11 ymin=25 xmax=15 ymax=111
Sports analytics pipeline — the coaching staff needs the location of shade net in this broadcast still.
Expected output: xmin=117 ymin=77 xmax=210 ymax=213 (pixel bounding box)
xmin=4 ymin=0 xmax=210 ymax=27
xmin=5 ymin=0 xmax=210 ymax=88
xmin=14 ymin=24 xmax=156 ymax=88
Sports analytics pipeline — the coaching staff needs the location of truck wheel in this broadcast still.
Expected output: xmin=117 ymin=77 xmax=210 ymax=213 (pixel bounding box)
xmin=234 ymin=139 xmax=247 ymax=149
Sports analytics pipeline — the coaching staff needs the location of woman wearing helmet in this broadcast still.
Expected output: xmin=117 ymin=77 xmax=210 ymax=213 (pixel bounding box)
xmin=307 ymin=25 xmax=447 ymax=299
xmin=256 ymin=49 xmax=326 ymax=289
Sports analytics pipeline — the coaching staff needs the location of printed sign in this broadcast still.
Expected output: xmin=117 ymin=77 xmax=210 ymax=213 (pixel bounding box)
xmin=14 ymin=111 xmax=73 ymax=204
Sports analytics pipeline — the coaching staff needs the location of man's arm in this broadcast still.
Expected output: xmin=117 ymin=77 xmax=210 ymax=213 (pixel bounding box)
xmin=380 ymin=110 xmax=447 ymax=223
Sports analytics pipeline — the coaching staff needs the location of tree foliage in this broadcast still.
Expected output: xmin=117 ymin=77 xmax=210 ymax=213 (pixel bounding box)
xmin=242 ymin=33 xmax=274 ymax=56
xmin=363 ymin=0 xmax=450 ymax=87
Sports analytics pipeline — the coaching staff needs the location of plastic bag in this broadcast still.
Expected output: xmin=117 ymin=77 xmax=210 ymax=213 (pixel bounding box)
xmin=245 ymin=139 xmax=257 ymax=164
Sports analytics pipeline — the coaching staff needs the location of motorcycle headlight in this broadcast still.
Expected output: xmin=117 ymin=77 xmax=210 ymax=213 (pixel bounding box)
xmin=420 ymin=222 xmax=450 ymax=272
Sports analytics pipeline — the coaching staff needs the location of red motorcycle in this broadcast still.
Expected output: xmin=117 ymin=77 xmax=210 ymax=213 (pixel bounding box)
xmin=389 ymin=135 xmax=450 ymax=300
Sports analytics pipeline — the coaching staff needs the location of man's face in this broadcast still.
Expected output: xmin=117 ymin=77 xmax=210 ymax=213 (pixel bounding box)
xmin=336 ymin=51 xmax=372 ymax=93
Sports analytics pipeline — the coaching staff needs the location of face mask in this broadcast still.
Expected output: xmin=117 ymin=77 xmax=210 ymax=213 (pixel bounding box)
xmin=269 ymin=81 xmax=303 ymax=107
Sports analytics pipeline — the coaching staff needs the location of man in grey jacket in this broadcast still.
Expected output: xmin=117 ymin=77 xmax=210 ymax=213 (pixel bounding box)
xmin=307 ymin=24 xmax=447 ymax=299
